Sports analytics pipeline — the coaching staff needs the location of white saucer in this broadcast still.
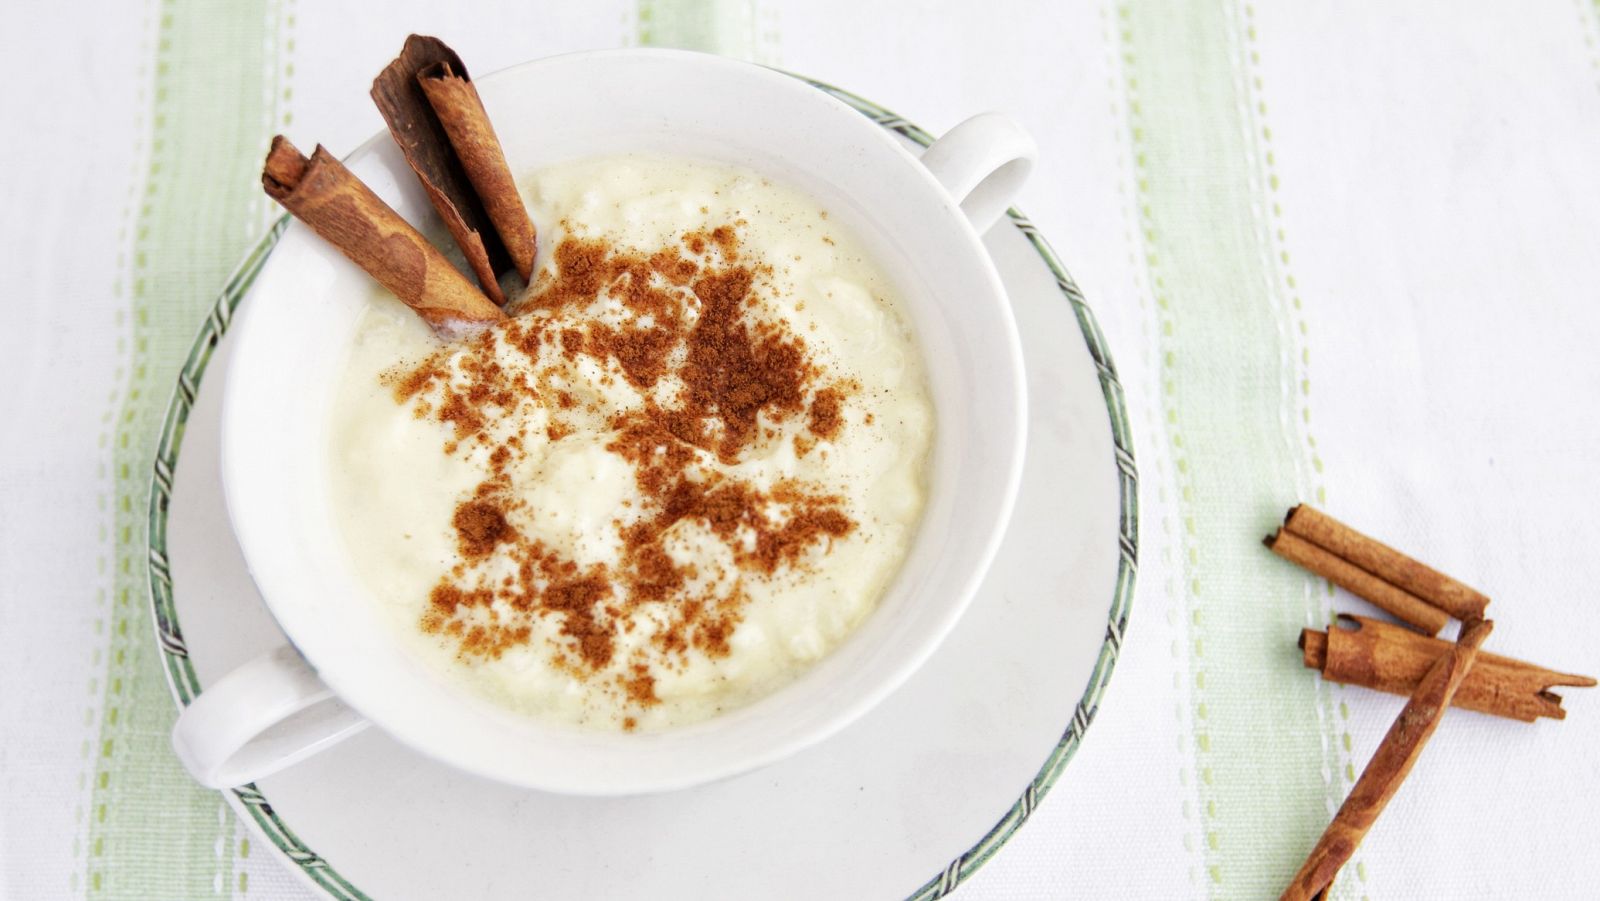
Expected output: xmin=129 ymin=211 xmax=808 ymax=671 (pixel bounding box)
xmin=147 ymin=81 xmax=1137 ymax=900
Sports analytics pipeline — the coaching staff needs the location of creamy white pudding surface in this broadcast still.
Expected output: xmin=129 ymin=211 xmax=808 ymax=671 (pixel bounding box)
xmin=329 ymin=155 xmax=932 ymax=730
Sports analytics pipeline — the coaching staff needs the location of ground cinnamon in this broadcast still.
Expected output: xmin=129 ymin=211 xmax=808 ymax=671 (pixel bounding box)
xmin=808 ymin=386 xmax=845 ymax=441
xmin=394 ymin=224 xmax=859 ymax=714
xmin=1300 ymin=615 xmax=1593 ymax=722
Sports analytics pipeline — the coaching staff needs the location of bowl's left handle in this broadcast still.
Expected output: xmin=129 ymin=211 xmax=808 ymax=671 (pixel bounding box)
xmin=171 ymin=645 xmax=370 ymax=788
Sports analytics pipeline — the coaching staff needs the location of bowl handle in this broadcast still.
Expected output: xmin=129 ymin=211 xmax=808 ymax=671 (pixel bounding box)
xmin=918 ymin=112 xmax=1037 ymax=234
xmin=171 ymin=645 xmax=370 ymax=788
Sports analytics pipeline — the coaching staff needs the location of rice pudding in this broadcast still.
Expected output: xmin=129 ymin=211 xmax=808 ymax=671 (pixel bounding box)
xmin=329 ymin=155 xmax=933 ymax=730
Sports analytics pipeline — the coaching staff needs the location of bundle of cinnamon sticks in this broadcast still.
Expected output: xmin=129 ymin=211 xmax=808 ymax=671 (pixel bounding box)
xmin=262 ymin=35 xmax=535 ymax=336
xmin=1267 ymin=505 xmax=1592 ymax=900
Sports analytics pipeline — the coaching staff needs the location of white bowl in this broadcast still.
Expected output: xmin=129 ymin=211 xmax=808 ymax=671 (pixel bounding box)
xmin=182 ymin=48 xmax=1032 ymax=795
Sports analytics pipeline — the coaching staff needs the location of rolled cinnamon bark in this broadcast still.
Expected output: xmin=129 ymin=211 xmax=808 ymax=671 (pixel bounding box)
xmin=1301 ymin=615 xmax=1594 ymax=722
xmin=1284 ymin=505 xmax=1490 ymax=622
xmin=1281 ymin=619 xmax=1493 ymax=901
xmin=1266 ymin=530 xmax=1449 ymax=635
xmin=262 ymin=136 xmax=504 ymax=335
xmin=372 ymin=34 xmax=512 ymax=304
xmin=418 ymin=59 xmax=536 ymax=281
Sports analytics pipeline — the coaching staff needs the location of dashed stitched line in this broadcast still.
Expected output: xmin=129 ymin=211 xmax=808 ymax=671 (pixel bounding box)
xmin=281 ymin=0 xmax=297 ymax=128
xmin=1234 ymin=4 xmax=1366 ymax=896
xmin=84 ymin=1 xmax=158 ymax=895
xmin=1105 ymin=0 xmax=1207 ymax=887
xmin=1236 ymin=0 xmax=1342 ymax=768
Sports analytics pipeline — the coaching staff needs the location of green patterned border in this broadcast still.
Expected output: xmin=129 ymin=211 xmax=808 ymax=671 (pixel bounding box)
xmin=144 ymin=81 xmax=1137 ymax=901
xmin=145 ymin=215 xmax=367 ymax=901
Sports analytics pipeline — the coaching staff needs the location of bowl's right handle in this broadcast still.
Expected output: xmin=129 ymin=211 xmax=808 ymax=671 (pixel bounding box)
xmin=171 ymin=645 xmax=369 ymax=788
xmin=918 ymin=112 xmax=1038 ymax=234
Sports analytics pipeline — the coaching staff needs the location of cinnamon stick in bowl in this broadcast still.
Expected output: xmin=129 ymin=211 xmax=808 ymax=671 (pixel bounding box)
xmin=262 ymin=136 xmax=505 ymax=336
xmin=373 ymin=35 xmax=537 ymax=302
xmin=417 ymin=58 xmax=537 ymax=282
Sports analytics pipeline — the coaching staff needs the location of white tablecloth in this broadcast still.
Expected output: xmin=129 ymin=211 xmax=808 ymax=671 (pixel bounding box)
xmin=5 ymin=1 xmax=1599 ymax=897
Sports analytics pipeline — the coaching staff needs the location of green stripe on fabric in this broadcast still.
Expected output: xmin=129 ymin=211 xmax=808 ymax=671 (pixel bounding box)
xmin=635 ymin=0 xmax=773 ymax=61
xmin=1580 ymin=0 xmax=1600 ymax=95
xmin=1229 ymin=5 xmax=1371 ymax=894
xmin=1095 ymin=1 xmax=1209 ymax=884
xmin=88 ymin=1 xmax=285 ymax=897
xmin=1115 ymin=1 xmax=1355 ymax=896
xmin=79 ymin=4 xmax=160 ymax=893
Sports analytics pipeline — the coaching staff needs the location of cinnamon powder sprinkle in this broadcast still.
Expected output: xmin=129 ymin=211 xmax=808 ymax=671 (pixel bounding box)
xmin=451 ymin=499 xmax=512 ymax=559
xmin=386 ymin=223 xmax=859 ymax=717
xmin=808 ymin=386 xmax=845 ymax=442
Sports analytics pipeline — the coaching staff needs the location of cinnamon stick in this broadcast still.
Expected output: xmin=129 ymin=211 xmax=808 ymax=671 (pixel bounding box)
xmin=261 ymin=136 xmax=504 ymax=334
xmin=372 ymin=34 xmax=512 ymax=305
xmin=1285 ymin=505 xmax=1490 ymax=622
xmin=417 ymin=58 xmax=536 ymax=281
xmin=1302 ymin=615 xmax=1594 ymax=722
xmin=1281 ymin=618 xmax=1492 ymax=901
xmin=1266 ymin=530 xmax=1450 ymax=635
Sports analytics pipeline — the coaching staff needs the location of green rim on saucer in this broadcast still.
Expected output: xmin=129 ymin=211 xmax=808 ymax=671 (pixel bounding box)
xmin=145 ymin=78 xmax=1138 ymax=901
